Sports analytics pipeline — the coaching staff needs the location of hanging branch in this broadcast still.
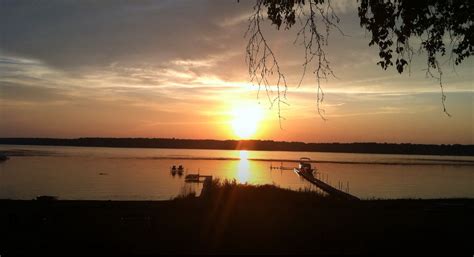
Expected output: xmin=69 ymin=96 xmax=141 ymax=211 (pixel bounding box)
xmin=245 ymin=0 xmax=343 ymax=123
xmin=244 ymin=0 xmax=473 ymax=120
xmin=245 ymin=1 xmax=289 ymax=127
xmin=358 ymin=0 xmax=473 ymax=117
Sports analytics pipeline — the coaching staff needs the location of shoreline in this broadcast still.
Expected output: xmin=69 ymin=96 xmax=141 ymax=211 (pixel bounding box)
xmin=1 ymin=138 xmax=473 ymax=156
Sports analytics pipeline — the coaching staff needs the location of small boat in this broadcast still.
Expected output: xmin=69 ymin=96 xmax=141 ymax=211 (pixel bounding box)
xmin=177 ymin=165 xmax=184 ymax=175
xmin=0 ymin=154 xmax=9 ymax=162
xmin=170 ymin=165 xmax=177 ymax=176
xmin=294 ymin=157 xmax=316 ymax=177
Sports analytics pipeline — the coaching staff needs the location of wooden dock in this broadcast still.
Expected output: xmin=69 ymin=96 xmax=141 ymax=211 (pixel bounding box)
xmin=184 ymin=174 xmax=213 ymax=198
xmin=294 ymin=169 xmax=360 ymax=200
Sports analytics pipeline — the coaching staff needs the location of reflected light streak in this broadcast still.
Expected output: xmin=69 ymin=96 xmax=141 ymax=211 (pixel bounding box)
xmin=237 ymin=150 xmax=250 ymax=183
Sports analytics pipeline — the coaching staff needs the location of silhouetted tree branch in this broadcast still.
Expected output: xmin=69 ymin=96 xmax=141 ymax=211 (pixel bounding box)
xmin=358 ymin=0 xmax=472 ymax=116
xmin=245 ymin=1 xmax=290 ymax=126
xmin=246 ymin=0 xmax=343 ymax=121
xmin=244 ymin=0 xmax=473 ymax=119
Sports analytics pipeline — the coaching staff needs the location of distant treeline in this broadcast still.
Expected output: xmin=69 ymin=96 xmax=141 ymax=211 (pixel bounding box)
xmin=0 ymin=138 xmax=473 ymax=156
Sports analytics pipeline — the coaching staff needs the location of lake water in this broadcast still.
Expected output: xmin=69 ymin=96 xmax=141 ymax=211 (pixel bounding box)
xmin=1 ymin=145 xmax=473 ymax=200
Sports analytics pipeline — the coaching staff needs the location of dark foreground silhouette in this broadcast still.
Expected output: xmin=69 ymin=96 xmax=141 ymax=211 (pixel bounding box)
xmin=1 ymin=182 xmax=473 ymax=255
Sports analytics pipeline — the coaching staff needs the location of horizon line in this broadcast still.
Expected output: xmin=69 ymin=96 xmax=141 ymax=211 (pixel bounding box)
xmin=0 ymin=137 xmax=472 ymax=146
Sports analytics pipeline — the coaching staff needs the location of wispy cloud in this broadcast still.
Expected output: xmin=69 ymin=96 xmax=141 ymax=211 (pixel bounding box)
xmin=0 ymin=1 xmax=472 ymax=143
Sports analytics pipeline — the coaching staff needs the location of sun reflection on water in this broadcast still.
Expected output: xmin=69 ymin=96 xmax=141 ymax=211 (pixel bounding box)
xmin=239 ymin=150 xmax=249 ymax=160
xmin=237 ymin=150 xmax=250 ymax=183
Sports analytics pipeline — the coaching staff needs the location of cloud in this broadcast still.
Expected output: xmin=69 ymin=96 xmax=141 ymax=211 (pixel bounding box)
xmin=0 ymin=0 xmax=252 ymax=71
xmin=0 ymin=1 xmax=472 ymax=143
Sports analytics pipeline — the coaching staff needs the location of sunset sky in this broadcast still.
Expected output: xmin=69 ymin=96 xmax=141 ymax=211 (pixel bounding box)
xmin=0 ymin=0 xmax=472 ymax=144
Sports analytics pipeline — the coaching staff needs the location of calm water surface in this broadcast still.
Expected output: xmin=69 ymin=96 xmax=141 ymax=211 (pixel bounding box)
xmin=1 ymin=145 xmax=473 ymax=200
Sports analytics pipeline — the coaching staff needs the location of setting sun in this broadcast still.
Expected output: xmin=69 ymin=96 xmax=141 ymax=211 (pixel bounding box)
xmin=1 ymin=1 xmax=473 ymax=255
xmin=231 ymin=104 xmax=264 ymax=139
